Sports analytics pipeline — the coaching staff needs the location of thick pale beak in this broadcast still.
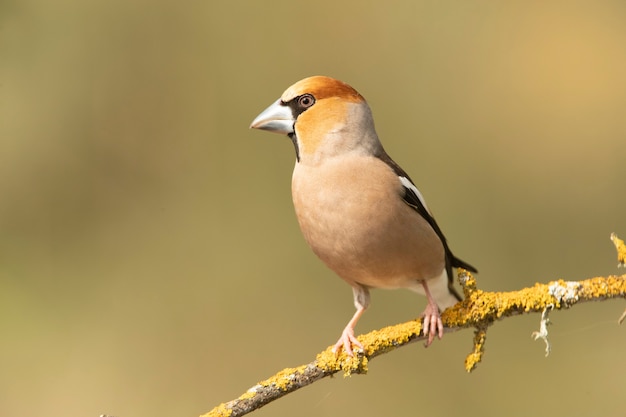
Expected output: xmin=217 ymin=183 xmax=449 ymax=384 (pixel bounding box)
xmin=250 ymin=99 xmax=295 ymax=135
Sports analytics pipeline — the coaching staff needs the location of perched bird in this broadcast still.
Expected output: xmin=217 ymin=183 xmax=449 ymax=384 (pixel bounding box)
xmin=250 ymin=76 xmax=477 ymax=355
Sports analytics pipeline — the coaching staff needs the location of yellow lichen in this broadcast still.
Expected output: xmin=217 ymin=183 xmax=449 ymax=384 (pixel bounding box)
xmin=237 ymin=390 xmax=256 ymax=401
xmin=611 ymin=233 xmax=626 ymax=267
xmin=257 ymin=365 xmax=308 ymax=390
xmin=362 ymin=320 xmax=419 ymax=353
xmin=315 ymin=348 xmax=341 ymax=372
xmin=464 ymin=327 xmax=487 ymax=372
xmin=200 ymin=402 xmax=232 ymax=417
xmin=314 ymin=319 xmax=427 ymax=376
xmin=315 ymin=345 xmax=369 ymax=376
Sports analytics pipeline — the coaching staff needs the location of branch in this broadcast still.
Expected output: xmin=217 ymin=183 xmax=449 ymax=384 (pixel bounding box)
xmin=203 ymin=234 xmax=626 ymax=417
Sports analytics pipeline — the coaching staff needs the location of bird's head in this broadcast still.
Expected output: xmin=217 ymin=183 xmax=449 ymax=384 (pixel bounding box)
xmin=250 ymin=76 xmax=382 ymax=164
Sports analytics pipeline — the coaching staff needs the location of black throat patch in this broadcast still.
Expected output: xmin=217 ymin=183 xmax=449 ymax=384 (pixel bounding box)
xmin=288 ymin=132 xmax=300 ymax=162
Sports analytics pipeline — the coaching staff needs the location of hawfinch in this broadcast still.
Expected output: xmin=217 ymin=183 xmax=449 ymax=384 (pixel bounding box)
xmin=250 ymin=76 xmax=477 ymax=355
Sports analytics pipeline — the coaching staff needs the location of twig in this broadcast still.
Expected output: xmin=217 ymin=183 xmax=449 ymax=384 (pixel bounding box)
xmin=204 ymin=273 xmax=626 ymax=417
xmin=203 ymin=234 xmax=626 ymax=417
xmin=611 ymin=233 xmax=626 ymax=267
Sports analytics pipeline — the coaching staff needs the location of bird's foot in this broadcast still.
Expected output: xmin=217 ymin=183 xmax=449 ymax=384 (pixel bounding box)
xmin=332 ymin=326 xmax=364 ymax=356
xmin=420 ymin=301 xmax=444 ymax=347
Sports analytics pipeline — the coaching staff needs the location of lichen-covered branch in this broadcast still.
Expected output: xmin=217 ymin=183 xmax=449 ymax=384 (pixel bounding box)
xmin=203 ymin=235 xmax=626 ymax=417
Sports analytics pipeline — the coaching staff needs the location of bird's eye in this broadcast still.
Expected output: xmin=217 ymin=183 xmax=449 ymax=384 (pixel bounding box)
xmin=297 ymin=94 xmax=315 ymax=109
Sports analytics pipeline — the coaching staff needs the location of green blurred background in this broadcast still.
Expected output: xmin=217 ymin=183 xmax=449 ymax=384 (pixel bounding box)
xmin=1 ymin=1 xmax=625 ymax=416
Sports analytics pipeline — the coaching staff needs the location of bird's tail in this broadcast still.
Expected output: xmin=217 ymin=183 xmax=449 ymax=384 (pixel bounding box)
xmin=451 ymin=256 xmax=477 ymax=273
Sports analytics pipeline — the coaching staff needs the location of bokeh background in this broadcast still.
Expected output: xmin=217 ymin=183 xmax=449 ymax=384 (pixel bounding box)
xmin=2 ymin=1 xmax=625 ymax=416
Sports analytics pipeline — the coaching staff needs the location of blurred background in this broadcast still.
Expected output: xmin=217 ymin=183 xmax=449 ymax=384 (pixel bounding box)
xmin=1 ymin=1 xmax=625 ymax=416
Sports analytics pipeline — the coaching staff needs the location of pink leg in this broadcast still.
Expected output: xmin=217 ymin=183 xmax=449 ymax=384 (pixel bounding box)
xmin=332 ymin=306 xmax=365 ymax=356
xmin=333 ymin=285 xmax=370 ymax=356
xmin=420 ymin=281 xmax=444 ymax=347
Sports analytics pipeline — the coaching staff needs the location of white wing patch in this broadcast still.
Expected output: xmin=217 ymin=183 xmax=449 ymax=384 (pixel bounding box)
xmin=399 ymin=176 xmax=430 ymax=214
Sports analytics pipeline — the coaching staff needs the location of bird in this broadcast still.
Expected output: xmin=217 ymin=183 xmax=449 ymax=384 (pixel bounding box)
xmin=250 ymin=76 xmax=477 ymax=356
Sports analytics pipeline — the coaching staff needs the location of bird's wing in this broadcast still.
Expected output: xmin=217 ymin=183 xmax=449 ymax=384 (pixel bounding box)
xmin=377 ymin=151 xmax=478 ymax=291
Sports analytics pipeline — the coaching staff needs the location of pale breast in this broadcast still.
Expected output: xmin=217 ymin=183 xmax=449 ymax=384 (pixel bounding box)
xmin=291 ymin=154 xmax=445 ymax=289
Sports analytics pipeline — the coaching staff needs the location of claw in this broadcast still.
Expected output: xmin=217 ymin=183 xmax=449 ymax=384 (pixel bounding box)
xmin=421 ymin=301 xmax=443 ymax=347
xmin=420 ymin=281 xmax=445 ymax=347
xmin=332 ymin=326 xmax=364 ymax=356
